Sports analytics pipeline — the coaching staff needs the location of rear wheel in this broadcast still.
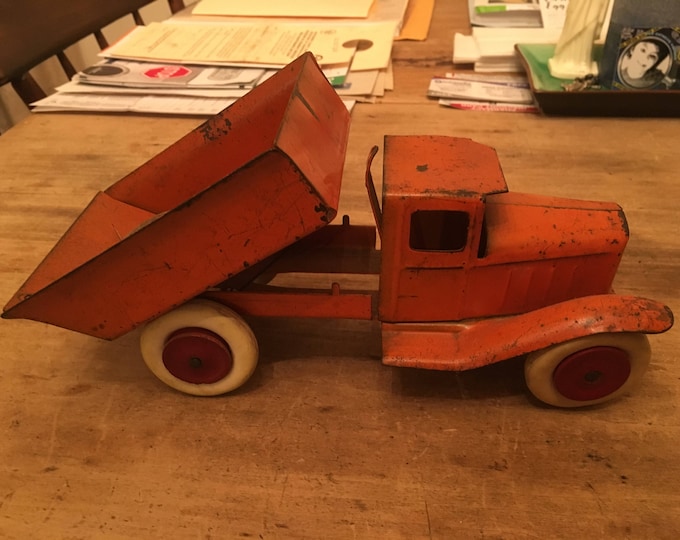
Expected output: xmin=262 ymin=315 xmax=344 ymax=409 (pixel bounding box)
xmin=140 ymin=300 xmax=258 ymax=396
xmin=524 ymin=333 xmax=650 ymax=407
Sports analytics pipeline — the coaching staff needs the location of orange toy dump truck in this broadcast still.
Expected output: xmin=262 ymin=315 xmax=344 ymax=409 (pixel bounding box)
xmin=3 ymin=53 xmax=673 ymax=407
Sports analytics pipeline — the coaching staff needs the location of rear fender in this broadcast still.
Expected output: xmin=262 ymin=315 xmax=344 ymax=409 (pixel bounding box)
xmin=381 ymin=294 xmax=673 ymax=371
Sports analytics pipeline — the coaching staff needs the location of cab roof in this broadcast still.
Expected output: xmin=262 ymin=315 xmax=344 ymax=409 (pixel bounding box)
xmin=383 ymin=135 xmax=508 ymax=199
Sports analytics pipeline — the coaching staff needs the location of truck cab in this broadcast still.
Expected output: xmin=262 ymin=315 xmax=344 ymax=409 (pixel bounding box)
xmin=376 ymin=135 xmax=628 ymax=323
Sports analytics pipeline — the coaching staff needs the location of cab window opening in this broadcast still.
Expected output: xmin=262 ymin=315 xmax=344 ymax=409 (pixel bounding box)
xmin=409 ymin=210 xmax=469 ymax=252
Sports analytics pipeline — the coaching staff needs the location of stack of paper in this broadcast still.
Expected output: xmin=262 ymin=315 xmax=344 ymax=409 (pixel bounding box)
xmin=32 ymin=0 xmax=435 ymax=115
xmin=469 ymin=0 xmax=543 ymax=28
xmin=33 ymin=59 xmax=270 ymax=115
xmin=427 ymin=72 xmax=538 ymax=112
xmin=454 ymin=0 xmax=568 ymax=73
xmin=454 ymin=26 xmax=562 ymax=72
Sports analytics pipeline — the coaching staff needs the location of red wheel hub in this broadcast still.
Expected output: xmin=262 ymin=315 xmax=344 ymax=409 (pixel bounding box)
xmin=162 ymin=328 xmax=233 ymax=384
xmin=553 ymin=346 xmax=631 ymax=401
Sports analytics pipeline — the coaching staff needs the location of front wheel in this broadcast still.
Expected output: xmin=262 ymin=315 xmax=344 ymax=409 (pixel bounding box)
xmin=140 ymin=300 xmax=258 ymax=396
xmin=524 ymin=333 xmax=651 ymax=408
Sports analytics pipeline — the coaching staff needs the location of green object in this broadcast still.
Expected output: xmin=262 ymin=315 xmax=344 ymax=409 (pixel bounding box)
xmin=516 ymin=43 xmax=605 ymax=92
xmin=515 ymin=43 xmax=569 ymax=92
xmin=476 ymin=6 xmax=509 ymax=13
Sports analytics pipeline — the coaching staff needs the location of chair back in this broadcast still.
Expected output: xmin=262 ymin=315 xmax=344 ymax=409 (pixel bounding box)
xmin=0 ymin=0 xmax=186 ymax=105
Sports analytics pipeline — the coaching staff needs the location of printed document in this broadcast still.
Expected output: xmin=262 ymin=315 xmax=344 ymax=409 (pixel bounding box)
xmin=102 ymin=21 xmax=364 ymax=67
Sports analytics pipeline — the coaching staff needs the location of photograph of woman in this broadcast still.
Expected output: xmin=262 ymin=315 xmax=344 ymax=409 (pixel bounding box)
xmin=616 ymin=35 xmax=673 ymax=89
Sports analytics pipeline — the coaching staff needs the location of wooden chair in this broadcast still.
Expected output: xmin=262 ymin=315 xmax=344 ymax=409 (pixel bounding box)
xmin=0 ymin=0 xmax=186 ymax=106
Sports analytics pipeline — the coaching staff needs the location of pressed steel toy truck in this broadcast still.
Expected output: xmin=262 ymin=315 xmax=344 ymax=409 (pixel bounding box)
xmin=3 ymin=53 xmax=673 ymax=407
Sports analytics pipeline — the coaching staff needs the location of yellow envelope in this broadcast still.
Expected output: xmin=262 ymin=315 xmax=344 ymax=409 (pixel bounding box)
xmin=396 ymin=0 xmax=435 ymax=41
xmin=336 ymin=20 xmax=400 ymax=71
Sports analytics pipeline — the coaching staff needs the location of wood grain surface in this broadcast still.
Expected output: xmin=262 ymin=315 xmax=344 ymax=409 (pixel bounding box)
xmin=0 ymin=1 xmax=678 ymax=538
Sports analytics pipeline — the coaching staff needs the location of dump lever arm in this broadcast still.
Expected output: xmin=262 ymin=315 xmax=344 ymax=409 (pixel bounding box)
xmin=365 ymin=145 xmax=382 ymax=239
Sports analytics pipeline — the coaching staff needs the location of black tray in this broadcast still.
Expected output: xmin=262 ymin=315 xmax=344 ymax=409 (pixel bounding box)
xmin=515 ymin=43 xmax=680 ymax=117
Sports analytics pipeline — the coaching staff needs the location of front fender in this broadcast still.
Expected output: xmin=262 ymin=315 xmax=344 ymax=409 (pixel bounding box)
xmin=381 ymin=294 xmax=673 ymax=371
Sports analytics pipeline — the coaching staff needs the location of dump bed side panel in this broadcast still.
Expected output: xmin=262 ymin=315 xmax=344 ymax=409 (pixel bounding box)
xmin=277 ymin=62 xmax=351 ymax=214
xmin=3 ymin=151 xmax=333 ymax=339
xmin=3 ymin=53 xmax=351 ymax=338
xmin=104 ymin=54 xmax=311 ymax=214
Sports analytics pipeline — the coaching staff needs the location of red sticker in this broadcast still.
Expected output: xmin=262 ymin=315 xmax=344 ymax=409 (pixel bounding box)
xmin=144 ymin=66 xmax=191 ymax=79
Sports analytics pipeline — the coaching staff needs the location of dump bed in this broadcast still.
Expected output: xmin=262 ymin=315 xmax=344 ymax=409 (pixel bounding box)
xmin=3 ymin=53 xmax=351 ymax=339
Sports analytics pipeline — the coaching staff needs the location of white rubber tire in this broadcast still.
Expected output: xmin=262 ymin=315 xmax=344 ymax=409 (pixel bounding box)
xmin=524 ymin=333 xmax=651 ymax=408
xmin=140 ymin=299 xmax=258 ymax=396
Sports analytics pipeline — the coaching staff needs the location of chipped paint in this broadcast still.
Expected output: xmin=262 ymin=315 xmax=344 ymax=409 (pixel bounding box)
xmin=199 ymin=117 xmax=232 ymax=142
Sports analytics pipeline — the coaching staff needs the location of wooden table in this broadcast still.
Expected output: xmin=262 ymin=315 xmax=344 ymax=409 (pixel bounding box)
xmin=1 ymin=2 xmax=678 ymax=538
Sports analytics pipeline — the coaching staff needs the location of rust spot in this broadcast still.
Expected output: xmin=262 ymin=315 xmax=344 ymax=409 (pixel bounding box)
xmin=314 ymin=203 xmax=332 ymax=219
xmin=416 ymin=164 xmax=428 ymax=172
xmin=315 ymin=204 xmax=332 ymax=223
xmin=617 ymin=208 xmax=630 ymax=237
xmin=199 ymin=118 xmax=232 ymax=141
